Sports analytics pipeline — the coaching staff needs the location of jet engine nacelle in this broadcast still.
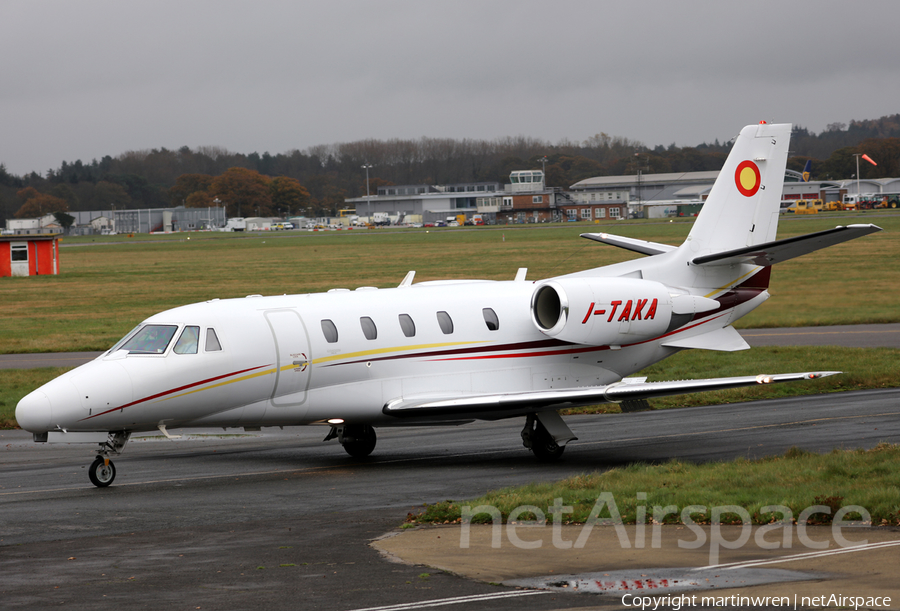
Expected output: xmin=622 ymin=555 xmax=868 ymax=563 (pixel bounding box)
xmin=531 ymin=277 xmax=717 ymax=347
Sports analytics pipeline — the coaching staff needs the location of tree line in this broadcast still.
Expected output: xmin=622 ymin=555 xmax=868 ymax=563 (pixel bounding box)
xmin=2 ymin=114 xmax=899 ymax=221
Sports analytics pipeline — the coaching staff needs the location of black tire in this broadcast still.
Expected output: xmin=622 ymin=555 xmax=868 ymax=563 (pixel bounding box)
xmin=530 ymin=422 xmax=565 ymax=462
xmin=88 ymin=456 xmax=116 ymax=487
xmin=341 ymin=424 xmax=377 ymax=459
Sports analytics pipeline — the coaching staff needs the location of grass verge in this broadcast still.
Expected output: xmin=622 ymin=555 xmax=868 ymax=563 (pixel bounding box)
xmin=411 ymin=444 xmax=900 ymax=526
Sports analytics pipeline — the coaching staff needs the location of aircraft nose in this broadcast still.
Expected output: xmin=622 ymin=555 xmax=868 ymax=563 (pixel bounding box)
xmin=16 ymin=390 xmax=52 ymax=433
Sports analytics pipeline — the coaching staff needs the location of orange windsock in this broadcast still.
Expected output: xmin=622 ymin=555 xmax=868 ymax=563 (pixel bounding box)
xmin=862 ymin=153 xmax=877 ymax=166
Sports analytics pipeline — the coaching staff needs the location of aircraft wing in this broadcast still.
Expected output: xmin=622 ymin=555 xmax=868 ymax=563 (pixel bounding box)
xmin=581 ymin=232 xmax=677 ymax=256
xmin=382 ymin=371 xmax=839 ymax=419
xmin=692 ymin=224 xmax=881 ymax=267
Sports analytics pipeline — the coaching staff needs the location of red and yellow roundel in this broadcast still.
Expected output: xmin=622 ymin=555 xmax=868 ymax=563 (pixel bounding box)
xmin=735 ymin=160 xmax=761 ymax=197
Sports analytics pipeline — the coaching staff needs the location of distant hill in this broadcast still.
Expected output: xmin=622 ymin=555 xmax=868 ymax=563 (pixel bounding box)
xmin=2 ymin=115 xmax=898 ymax=219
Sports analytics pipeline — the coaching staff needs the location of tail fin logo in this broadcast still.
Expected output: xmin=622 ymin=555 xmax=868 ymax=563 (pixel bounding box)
xmin=735 ymin=160 xmax=761 ymax=197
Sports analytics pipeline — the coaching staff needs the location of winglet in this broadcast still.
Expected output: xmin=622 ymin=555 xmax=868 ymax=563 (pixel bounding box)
xmin=398 ymin=271 xmax=416 ymax=287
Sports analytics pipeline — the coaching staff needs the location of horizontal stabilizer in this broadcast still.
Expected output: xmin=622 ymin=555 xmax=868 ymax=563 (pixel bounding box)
xmin=692 ymin=224 xmax=882 ymax=267
xmin=661 ymin=325 xmax=750 ymax=351
xmin=382 ymin=371 xmax=838 ymax=418
xmin=581 ymin=232 xmax=677 ymax=256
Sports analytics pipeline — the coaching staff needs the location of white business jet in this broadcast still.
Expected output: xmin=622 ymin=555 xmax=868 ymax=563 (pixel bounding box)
xmin=16 ymin=122 xmax=881 ymax=487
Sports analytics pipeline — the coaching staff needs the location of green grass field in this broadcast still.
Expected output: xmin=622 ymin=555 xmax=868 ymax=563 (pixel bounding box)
xmin=412 ymin=444 xmax=900 ymax=526
xmin=2 ymin=211 xmax=899 ymax=354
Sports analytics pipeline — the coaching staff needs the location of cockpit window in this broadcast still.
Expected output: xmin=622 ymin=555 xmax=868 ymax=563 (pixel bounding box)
xmin=108 ymin=324 xmax=142 ymax=354
xmin=119 ymin=325 xmax=178 ymax=354
xmin=173 ymin=326 xmax=200 ymax=354
xmin=205 ymin=328 xmax=222 ymax=352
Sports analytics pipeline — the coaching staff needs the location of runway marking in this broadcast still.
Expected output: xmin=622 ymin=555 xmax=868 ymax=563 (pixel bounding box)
xmin=0 ymin=446 xmax=528 ymax=497
xmin=345 ymin=590 xmax=547 ymax=611
xmin=696 ymin=540 xmax=900 ymax=571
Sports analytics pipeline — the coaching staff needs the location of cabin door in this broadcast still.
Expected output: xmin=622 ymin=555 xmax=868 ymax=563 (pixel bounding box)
xmin=264 ymin=309 xmax=311 ymax=408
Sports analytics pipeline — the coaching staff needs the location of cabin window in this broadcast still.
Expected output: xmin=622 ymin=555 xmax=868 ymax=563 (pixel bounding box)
xmin=173 ymin=326 xmax=200 ymax=354
xmin=120 ymin=324 xmax=178 ymax=354
xmin=205 ymin=328 xmax=222 ymax=352
xmin=436 ymin=311 xmax=454 ymax=335
xmin=321 ymin=319 xmax=339 ymax=343
xmin=360 ymin=316 xmax=377 ymax=340
xmin=398 ymin=313 xmax=416 ymax=337
xmin=482 ymin=308 xmax=499 ymax=331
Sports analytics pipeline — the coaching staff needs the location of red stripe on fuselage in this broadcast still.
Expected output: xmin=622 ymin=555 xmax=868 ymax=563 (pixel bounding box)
xmin=78 ymin=364 xmax=272 ymax=422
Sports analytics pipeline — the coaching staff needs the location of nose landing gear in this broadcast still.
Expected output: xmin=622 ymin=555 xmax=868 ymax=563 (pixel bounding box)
xmin=89 ymin=431 xmax=130 ymax=487
xmin=89 ymin=456 xmax=116 ymax=487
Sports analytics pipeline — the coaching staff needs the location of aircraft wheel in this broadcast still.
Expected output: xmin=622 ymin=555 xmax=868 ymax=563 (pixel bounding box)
xmin=88 ymin=456 xmax=116 ymax=487
xmin=341 ymin=424 xmax=376 ymax=459
xmin=530 ymin=423 xmax=565 ymax=462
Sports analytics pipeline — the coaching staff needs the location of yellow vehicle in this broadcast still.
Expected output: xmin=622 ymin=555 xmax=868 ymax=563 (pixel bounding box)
xmin=790 ymin=199 xmax=821 ymax=214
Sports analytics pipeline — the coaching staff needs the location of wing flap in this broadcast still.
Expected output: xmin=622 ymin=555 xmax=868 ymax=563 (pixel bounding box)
xmin=382 ymin=371 xmax=839 ymax=418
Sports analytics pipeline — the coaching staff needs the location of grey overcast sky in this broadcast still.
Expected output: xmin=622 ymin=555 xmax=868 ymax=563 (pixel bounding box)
xmin=3 ymin=0 xmax=899 ymax=176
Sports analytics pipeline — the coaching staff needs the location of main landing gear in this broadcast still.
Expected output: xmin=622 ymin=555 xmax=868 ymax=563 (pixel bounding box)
xmin=521 ymin=412 xmax=577 ymax=462
xmin=88 ymin=431 xmax=130 ymax=487
xmin=324 ymin=424 xmax=377 ymax=458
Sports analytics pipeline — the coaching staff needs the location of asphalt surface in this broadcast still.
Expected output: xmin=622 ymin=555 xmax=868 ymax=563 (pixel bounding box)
xmin=740 ymin=323 xmax=900 ymax=349
xmin=2 ymin=323 xmax=897 ymax=371
xmin=3 ymin=389 xmax=900 ymax=610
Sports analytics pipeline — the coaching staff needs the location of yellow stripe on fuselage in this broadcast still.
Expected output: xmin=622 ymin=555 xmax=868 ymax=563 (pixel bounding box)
xmin=154 ymin=367 xmax=278 ymax=403
xmin=311 ymin=340 xmax=486 ymax=365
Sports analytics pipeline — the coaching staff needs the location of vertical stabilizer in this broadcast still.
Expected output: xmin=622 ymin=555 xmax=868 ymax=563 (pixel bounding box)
xmin=683 ymin=123 xmax=791 ymax=258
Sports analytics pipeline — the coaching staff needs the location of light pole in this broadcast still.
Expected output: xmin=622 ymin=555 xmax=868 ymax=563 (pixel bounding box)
xmin=362 ymin=163 xmax=373 ymax=216
xmin=538 ymin=156 xmax=548 ymax=186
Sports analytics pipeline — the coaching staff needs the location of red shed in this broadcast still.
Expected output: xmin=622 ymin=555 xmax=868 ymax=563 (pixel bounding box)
xmin=0 ymin=235 xmax=61 ymax=277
